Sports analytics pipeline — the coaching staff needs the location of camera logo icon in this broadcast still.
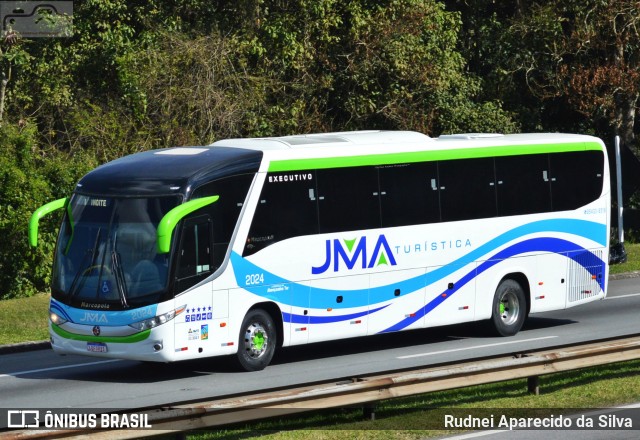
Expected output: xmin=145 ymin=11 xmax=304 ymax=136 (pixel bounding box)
xmin=1 ymin=2 xmax=73 ymax=38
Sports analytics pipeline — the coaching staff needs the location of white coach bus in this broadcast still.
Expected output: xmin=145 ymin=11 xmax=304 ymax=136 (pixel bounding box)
xmin=30 ymin=131 xmax=610 ymax=371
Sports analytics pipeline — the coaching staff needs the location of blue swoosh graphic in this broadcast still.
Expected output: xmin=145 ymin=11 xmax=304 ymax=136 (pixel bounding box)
xmin=232 ymin=219 xmax=606 ymax=310
xmin=379 ymin=237 xmax=605 ymax=333
xmin=283 ymin=304 xmax=389 ymax=324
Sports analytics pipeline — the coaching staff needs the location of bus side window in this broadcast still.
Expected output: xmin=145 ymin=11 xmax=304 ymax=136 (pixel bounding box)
xmin=175 ymin=215 xmax=212 ymax=293
xmin=378 ymin=162 xmax=440 ymax=227
xmin=549 ymin=151 xmax=604 ymax=211
xmin=193 ymin=174 xmax=255 ymax=269
xmin=495 ymin=154 xmax=552 ymax=216
xmin=317 ymin=166 xmax=381 ymax=233
xmin=244 ymin=171 xmax=319 ymax=257
xmin=438 ymin=158 xmax=497 ymax=222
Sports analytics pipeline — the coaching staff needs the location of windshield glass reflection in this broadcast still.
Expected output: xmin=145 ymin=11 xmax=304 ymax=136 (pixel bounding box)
xmin=52 ymin=195 xmax=180 ymax=308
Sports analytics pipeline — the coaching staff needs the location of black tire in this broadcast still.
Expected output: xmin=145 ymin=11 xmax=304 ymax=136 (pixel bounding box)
xmin=491 ymin=279 xmax=526 ymax=337
xmin=236 ymin=309 xmax=276 ymax=372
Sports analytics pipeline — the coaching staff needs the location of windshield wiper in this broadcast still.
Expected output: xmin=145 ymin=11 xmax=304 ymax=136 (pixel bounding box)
xmin=111 ymin=249 xmax=129 ymax=308
xmin=69 ymin=227 xmax=101 ymax=299
xmin=110 ymin=232 xmax=129 ymax=308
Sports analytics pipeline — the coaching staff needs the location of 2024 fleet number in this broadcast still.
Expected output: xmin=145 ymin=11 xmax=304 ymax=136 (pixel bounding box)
xmin=245 ymin=273 xmax=264 ymax=285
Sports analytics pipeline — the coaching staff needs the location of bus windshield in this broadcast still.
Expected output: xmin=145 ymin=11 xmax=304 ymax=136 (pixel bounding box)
xmin=52 ymin=194 xmax=181 ymax=309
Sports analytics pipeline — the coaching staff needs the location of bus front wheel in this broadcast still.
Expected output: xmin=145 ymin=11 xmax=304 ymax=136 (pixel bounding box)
xmin=236 ymin=309 xmax=276 ymax=371
xmin=491 ymin=279 xmax=526 ymax=337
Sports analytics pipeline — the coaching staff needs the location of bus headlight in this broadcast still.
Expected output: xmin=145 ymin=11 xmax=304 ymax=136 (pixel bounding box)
xmin=129 ymin=305 xmax=186 ymax=331
xmin=50 ymin=311 xmax=68 ymax=325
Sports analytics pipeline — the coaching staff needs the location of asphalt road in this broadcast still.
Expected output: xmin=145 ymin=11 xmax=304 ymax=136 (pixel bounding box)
xmin=0 ymin=277 xmax=639 ymax=413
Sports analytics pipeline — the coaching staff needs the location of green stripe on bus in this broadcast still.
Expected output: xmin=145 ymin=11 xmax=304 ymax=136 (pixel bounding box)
xmin=29 ymin=197 xmax=68 ymax=247
xmin=52 ymin=324 xmax=151 ymax=343
xmin=157 ymin=195 xmax=219 ymax=254
xmin=268 ymin=142 xmax=602 ymax=172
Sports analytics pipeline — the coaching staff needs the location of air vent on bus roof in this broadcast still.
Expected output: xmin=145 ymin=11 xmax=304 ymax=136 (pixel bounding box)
xmin=438 ymin=133 xmax=504 ymax=140
xmin=284 ymin=135 xmax=349 ymax=145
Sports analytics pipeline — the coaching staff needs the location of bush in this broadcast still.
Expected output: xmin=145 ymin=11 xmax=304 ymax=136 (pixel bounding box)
xmin=0 ymin=122 xmax=95 ymax=299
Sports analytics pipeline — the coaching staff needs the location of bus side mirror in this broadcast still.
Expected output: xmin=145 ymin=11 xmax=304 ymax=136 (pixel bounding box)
xmin=29 ymin=198 xmax=68 ymax=247
xmin=157 ymin=195 xmax=219 ymax=254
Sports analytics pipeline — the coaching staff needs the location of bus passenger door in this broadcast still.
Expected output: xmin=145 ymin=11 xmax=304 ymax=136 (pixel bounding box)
xmin=212 ymin=289 xmax=229 ymax=319
xmin=173 ymin=215 xmax=219 ymax=355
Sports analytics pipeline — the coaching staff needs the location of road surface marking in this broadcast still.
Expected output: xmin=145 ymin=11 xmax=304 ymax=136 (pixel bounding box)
xmin=606 ymin=292 xmax=640 ymax=300
xmin=0 ymin=359 xmax=122 ymax=378
xmin=397 ymin=336 xmax=558 ymax=359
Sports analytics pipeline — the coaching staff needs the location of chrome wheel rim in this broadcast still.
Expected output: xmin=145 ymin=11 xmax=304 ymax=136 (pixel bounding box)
xmin=244 ymin=322 xmax=268 ymax=359
xmin=499 ymin=290 xmax=520 ymax=326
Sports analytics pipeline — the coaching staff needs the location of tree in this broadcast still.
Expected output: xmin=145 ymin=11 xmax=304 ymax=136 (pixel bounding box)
xmin=0 ymin=124 xmax=95 ymax=298
xmin=0 ymin=30 xmax=30 ymax=126
xmin=242 ymin=0 xmax=517 ymax=134
xmin=501 ymin=0 xmax=640 ymax=148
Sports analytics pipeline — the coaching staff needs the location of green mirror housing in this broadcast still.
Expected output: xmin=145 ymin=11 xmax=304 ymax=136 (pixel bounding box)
xmin=29 ymin=198 xmax=68 ymax=247
xmin=157 ymin=195 xmax=219 ymax=254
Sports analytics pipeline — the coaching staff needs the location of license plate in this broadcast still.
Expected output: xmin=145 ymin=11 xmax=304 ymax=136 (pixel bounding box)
xmin=87 ymin=342 xmax=108 ymax=353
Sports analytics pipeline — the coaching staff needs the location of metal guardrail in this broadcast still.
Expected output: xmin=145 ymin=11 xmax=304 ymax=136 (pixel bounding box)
xmin=4 ymin=334 xmax=640 ymax=439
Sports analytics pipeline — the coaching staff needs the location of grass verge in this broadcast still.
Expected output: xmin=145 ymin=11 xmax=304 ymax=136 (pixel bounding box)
xmin=188 ymin=359 xmax=640 ymax=439
xmin=609 ymin=242 xmax=640 ymax=275
xmin=0 ymin=293 xmax=50 ymax=345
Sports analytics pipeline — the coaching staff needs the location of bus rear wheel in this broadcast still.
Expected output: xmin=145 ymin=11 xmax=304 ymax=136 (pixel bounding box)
xmin=236 ymin=309 xmax=276 ymax=372
xmin=491 ymin=279 xmax=526 ymax=337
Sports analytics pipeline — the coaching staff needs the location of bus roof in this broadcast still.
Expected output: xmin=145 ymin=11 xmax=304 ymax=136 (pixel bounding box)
xmin=211 ymin=130 xmax=432 ymax=150
xmin=76 ymin=131 xmax=605 ymax=196
xmin=213 ymin=131 xmax=605 ymax=173
xmin=75 ymin=146 xmax=262 ymax=196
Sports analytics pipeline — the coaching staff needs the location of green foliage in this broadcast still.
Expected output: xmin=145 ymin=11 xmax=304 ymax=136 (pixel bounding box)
xmin=118 ymin=0 xmax=518 ymax=143
xmin=134 ymin=31 xmax=271 ymax=143
xmin=0 ymin=124 xmax=95 ymax=298
xmin=0 ymin=125 xmax=49 ymax=298
xmin=228 ymin=0 xmax=517 ymax=134
xmin=64 ymin=101 xmax=155 ymax=158
xmin=451 ymin=0 xmax=640 ymax=147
